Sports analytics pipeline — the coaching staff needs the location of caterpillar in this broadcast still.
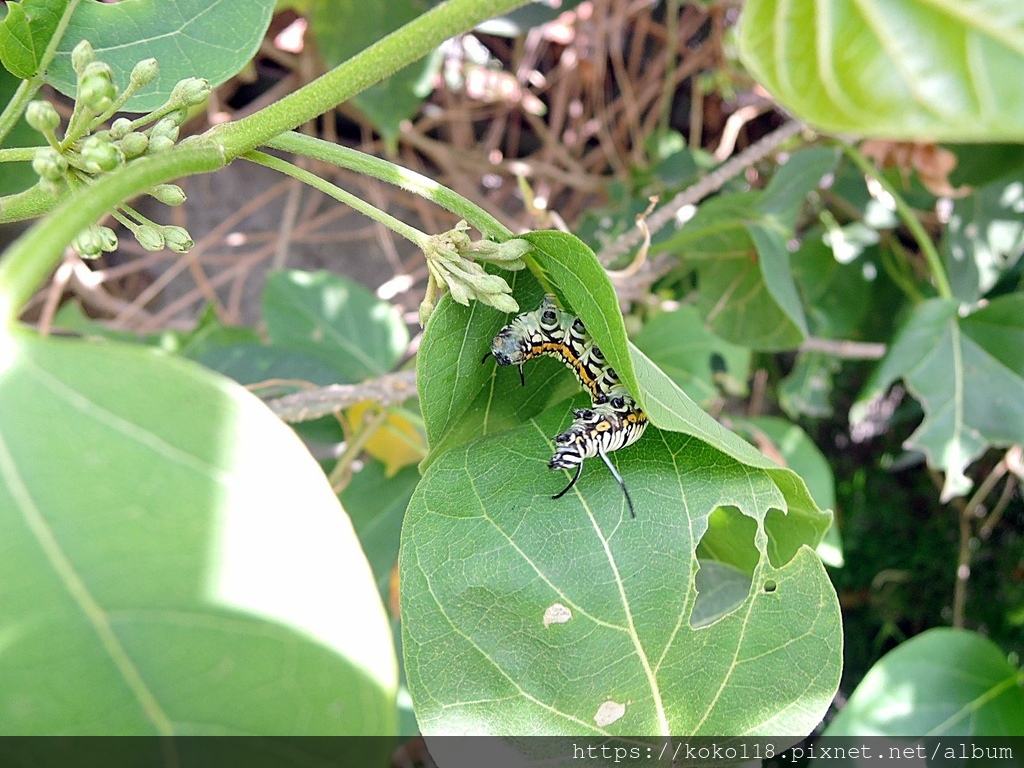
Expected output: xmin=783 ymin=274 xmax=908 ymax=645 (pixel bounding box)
xmin=484 ymin=296 xmax=647 ymax=517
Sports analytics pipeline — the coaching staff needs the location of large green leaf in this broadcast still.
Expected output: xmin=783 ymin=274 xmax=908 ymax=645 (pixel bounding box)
xmin=739 ymin=0 xmax=1024 ymax=141
xmin=0 ymin=0 xmax=65 ymax=79
xmin=0 ymin=331 xmax=397 ymax=735
xmin=262 ymin=270 xmax=409 ymax=384
xmin=406 ymin=229 xmax=841 ymax=737
xmin=853 ymin=295 xmax=1024 ymax=500
xmin=401 ymin=407 xmax=842 ymax=736
xmin=821 ymin=629 xmax=1024 ymax=737
xmin=47 ymin=0 xmax=276 ymax=113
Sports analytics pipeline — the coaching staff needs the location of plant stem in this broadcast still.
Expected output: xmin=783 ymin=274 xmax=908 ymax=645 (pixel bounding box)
xmin=0 ymin=146 xmax=45 ymax=163
xmin=0 ymin=0 xmax=83 ymax=144
xmin=211 ymin=0 xmax=528 ymax=159
xmin=267 ymin=131 xmax=512 ymax=240
xmin=242 ymin=150 xmax=430 ymax=248
xmin=842 ymin=142 xmax=954 ymax=300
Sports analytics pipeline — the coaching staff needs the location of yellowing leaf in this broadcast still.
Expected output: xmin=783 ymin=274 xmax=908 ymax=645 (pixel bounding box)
xmin=348 ymin=401 xmax=425 ymax=476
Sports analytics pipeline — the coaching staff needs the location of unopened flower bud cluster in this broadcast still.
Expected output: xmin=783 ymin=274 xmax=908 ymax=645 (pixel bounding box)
xmin=26 ymin=40 xmax=210 ymax=258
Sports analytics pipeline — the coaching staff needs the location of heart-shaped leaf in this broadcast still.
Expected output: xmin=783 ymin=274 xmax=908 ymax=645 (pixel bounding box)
xmin=0 ymin=0 xmax=65 ymax=79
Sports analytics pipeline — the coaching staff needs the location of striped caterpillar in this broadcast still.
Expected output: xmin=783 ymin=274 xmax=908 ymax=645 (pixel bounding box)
xmin=485 ymin=295 xmax=647 ymax=517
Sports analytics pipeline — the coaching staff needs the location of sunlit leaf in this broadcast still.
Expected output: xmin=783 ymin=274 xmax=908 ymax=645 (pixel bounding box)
xmin=0 ymin=331 xmax=397 ymax=734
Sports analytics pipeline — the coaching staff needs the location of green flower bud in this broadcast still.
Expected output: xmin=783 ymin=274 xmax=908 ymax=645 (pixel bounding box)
xmin=146 ymin=135 xmax=175 ymax=155
xmin=164 ymin=108 xmax=188 ymax=127
xmin=135 ymin=224 xmax=165 ymax=251
xmin=118 ymin=131 xmax=149 ymax=159
xmin=169 ymin=77 xmax=211 ymax=107
xmin=32 ymin=147 xmax=68 ymax=181
xmin=72 ymin=226 xmax=105 ymax=259
xmin=150 ymin=117 xmax=180 ymax=142
xmin=162 ymin=225 xmax=193 ymax=253
xmin=79 ymin=135 xmax=123 ymax=173
xmin=109 ymin=117 xmax=133 ymax=140
xmin=97 ymin=226 xmax=118 ymax=252
xmin=148 ymin=183 xmax=186 ymax=206
xmin=71 ymin=40 xmax=95 ymax=75
xmin=79 ymin=73 xmax=117 ymax=113
xmin=25 ymin=100 xmax=60 ymax=134
xmin=130 ymin=58 xmax=159 ymax=89
xmin=39 ymin=177 xmax=66 ymax=197
xmin=81 ymin=61 xmax=114 ymax=81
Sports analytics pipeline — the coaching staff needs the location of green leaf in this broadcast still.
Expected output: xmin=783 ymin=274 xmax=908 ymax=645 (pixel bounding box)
xmin=48 ymin=0 xmax=276 ymax=113
xmin=401 ymin=409 xmax=842 ymax=736
xmin=657 ymin=191 xmax=810 ymax=350
xmin=739 ymin=0 xmax=1024 ymax=141
xmin=341 ymin=461 xmax=420 ymax=599
xmin=262 ymin=270 xmax=409 ymax=383
xmin=853 ymin=295 xmax=1024 ymax=501
xmin=0 ymin=0 xmax=64 ymax=79
xmin=791 ymin=237 xmax=873 ymax=338
xmin=309 ymin=0 xmax=440 ymax=143
xmin=758 ymin=146 xmax=840 ymax=229
xmin=0 ymin=331 xmax=397 ymax=734
xmin=779 ymin=351 xmax=841 ymax=419
xmin=0 ymin=64 xmax=45 ymax=195
xmin=942 ymin=174 xmax=1024 ymax=302
xmin=822 ymin=629 xmax=1024 ymax=737
xmin=733 ymin=417 xmax=843 ymax=568
xmin=419 ymin=268 xmax=581 ymax=468
xmin=632 ymin=305 xmax=750 ymax=405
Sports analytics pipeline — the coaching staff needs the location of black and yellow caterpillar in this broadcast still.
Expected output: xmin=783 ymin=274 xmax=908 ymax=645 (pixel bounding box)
xmin=485 ymin=295 xmax=647 ymax=516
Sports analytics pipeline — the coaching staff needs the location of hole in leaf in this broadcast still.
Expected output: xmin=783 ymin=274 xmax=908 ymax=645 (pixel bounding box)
xmin=691 ymin=506 xmax=758 ymax=628
xmin=763 ymin=580 xmax=778 ymax=594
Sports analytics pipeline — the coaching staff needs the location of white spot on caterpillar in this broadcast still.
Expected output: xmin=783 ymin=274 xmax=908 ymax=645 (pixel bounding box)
xmin=594 ymin=700 xmax=626 ymax=726
xmin=543 ymin=603 xmax=572 ymax=627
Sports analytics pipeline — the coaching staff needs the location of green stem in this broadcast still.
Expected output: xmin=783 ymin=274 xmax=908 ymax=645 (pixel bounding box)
xmin=0 ymin=142 xmax=225 ymax=328
xmin=842 ymin=142 xmax=953 ymax=300
xmin=267 ymin=131 xmax=512 ymax=240
xmin=0 ymin=0 xmax=83 ymax=145
xmin=211 ymin=0 xmax=529 ymax=159
xmin=243 ymin=150 xmax=429 ymax=248
xmin=0 ymin=146 xmax=46 ymax=163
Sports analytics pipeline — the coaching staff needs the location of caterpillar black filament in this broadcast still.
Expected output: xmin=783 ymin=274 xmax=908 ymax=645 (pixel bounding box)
xmin=484 ymin=296 xmax=647 ymax=516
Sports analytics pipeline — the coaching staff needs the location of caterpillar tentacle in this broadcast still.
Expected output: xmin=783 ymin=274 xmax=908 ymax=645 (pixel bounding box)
xmin=488 ymin=295 xmax=647 ymax=516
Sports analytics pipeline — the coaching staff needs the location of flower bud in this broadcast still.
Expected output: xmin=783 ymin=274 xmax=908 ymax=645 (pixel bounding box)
xmin=118 ymin=131 xmax=149 ymax=159
xmin=162 ymin=225 xmax=193 ymax=253
xmin=150 ymin=117 xmax=180 ymax=142
xmin=81 ymin=61 xmax=114 ymax=81
xmin=135 ymin=224 xmax=165 ymax=251
xmin=130 ymin=58 xmax=158 ymax=89
xmin=25 ymin=100 xmax=60 ymax=134
xmin=109 ymin=117 xmax=133 ymax=139
xmin=169 ymin=77 xmax=211 ymax=107
xmin=32 ymin=147 xmax=68 ymax=181
xmin=71 ymin=40 xmax=95 ymax=75
xmin=79 ymin=135 xmax=123 ymax=173
xmin=146 ymin=135 xmax=175 ymax=155
xmin=97 ymin=226 xmax=118 ymax=252
xmin=39 ymin=177 xmax=66 ymax=197
xmin=79 ymin=73 xmax=117 ymax=113
xmin=73 ymin=227 xmax=105 ymax=259
xmin=148 ymin=183 xmax=186 ymax=206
